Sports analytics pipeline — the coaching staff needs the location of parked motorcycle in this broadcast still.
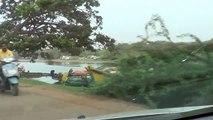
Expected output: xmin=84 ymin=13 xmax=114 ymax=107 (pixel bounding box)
xmin=0 ymin=57 xmax=20 ymax=96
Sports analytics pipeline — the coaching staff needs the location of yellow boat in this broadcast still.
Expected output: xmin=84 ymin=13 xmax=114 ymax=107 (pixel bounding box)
xmin=85 ymin=66 xmax=107 ymax=81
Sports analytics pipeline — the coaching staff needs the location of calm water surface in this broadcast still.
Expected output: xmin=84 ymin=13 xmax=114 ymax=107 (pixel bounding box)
xmin=17 ymin=61 xmax=103 ymax=84
xmin=17 ymin=61 xmax=103 ymax=73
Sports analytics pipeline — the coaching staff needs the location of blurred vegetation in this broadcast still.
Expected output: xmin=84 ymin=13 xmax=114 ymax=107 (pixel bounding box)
xmin=79 ymin=50 xmax=98 ymax=57
xmin=39 ymin=48 xmax=62 ymax=59
xmin=80 ymin=49 xmax=117 ymax=60
xmin=91 ymin=39 xmax=213 ymax=108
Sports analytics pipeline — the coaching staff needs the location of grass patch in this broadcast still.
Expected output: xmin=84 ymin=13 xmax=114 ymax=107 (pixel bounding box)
xmin=52 ymin=84 xmax=93 ymax=94
xmin=20 ymin=78 xmax=93 ymax=94
xmin=21 ymin=79 xmax=48 ymax=85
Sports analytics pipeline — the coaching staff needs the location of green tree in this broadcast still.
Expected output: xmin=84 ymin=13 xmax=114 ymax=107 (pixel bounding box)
xmin=0 ymin=0 xmax=114 ymax=54
xmin=95 ymin=33 xmax=116 ymax=52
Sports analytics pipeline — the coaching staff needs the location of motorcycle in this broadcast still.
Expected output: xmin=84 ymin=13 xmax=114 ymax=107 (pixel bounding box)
xmin=0 ymin=57 xmax=20 ymax=96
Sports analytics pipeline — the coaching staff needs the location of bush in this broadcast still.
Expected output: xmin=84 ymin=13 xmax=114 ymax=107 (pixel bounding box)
xmin=79 ymin=50 xmax=98 ymax=57
xmin=92 ymin=52 xmax=213 ymax=108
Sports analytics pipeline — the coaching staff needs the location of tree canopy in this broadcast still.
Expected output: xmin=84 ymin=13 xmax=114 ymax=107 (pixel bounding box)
xmin=0 ymin=0 xmax=115 ymax=54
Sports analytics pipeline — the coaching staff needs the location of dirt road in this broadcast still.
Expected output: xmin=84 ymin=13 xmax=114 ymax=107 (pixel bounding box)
xmin=0 ymin=84 xmax=147 ymax=120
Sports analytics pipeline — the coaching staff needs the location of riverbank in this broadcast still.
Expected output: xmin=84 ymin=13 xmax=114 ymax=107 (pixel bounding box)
xmin=18 ymin=58 xmax=116 ymax=64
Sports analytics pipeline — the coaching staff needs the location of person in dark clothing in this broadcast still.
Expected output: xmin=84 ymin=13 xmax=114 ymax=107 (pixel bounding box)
xmin=57 ymin=73 xmax=63 ymax=82
xmin=50 ymin=70 xmax=55 ymax=79
xmin=68 ymin=68 xmax=73 ymax=77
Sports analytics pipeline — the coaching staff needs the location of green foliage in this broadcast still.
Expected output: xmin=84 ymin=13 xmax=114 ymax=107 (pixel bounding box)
xmin=68 ymin=47 xmax=82 ymax=56
xmin=89 ymin=78 xmax=114 ymax=96
xmin=15 ymin=3 xmax=40 ymax=18
xmin=92 ymin=48 xmax=213 ymax=108
xmin=79 ymin=50 xmax=97 ymax=57
xmin=0 ymin=0 xmax=115 ymax=55
xmin=0 ymin=21 xmax=14 ymax=36
xmin=98 ymin=50 xmax=116 ymax=60
xmin=41 ymin=48 xmax=61 ymax=59
xmin=104 ymin=40 xmax=213 ymax=61
xmin=40 ymin=52 xmax=54 ymax=59
xmin=95 ymin=33 xmax=116 ymax=52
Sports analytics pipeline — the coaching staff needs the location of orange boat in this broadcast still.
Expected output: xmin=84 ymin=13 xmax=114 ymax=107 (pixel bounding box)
xmin=73 ymin=70 xmax=88 ymax=75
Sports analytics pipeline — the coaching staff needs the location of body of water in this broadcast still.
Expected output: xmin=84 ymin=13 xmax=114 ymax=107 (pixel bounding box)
xmin=16 ymin=61 xmax=103 ymax=84
xmin=17 ymin=61 xmax=103 ymax=73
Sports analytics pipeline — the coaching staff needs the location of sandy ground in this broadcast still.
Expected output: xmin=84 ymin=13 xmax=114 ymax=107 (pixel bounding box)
xmin=0 ymin=84 xmax=147 ymax=120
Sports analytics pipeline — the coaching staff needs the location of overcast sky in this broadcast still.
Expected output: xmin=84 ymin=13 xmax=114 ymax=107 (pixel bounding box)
xmin=98 ymin=0 xmax=213 ymax=43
